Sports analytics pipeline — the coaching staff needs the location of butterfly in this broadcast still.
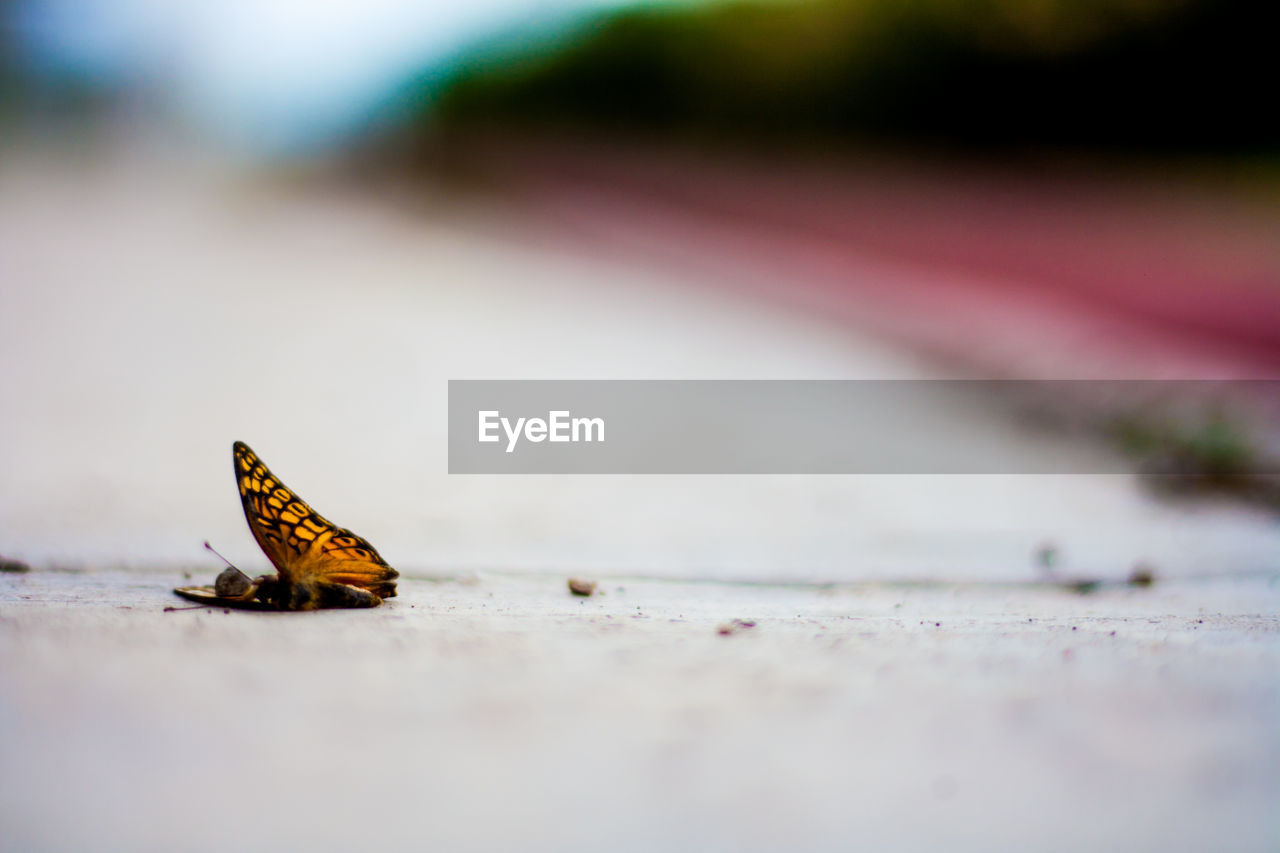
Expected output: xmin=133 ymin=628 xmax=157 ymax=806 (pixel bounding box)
xmin=173 ymin=441 xmax=399 ymax=610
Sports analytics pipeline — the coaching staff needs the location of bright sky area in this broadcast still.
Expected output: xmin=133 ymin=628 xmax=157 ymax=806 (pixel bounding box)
xmin=8 ymin=0 xmax=653 ymax=150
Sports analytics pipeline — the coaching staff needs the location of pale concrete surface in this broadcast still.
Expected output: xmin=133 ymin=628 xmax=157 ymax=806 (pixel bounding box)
xmin=1 ymin=146 xmax=1278 ymax=582
xmin=0 ymin=569 xmax=1277 ymax=852
xmin=2 ymin=143 xmax=1278 ymax=852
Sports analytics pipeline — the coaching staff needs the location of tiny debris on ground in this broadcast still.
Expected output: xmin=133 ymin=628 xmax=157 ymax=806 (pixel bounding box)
xmin=717 ymin=618 xmax=757 ymax=635
xmin=567 ymin=578 xmax=597 ymax=596
xmin=0 ymin=557 xmax=31 ymax=574
xmin=1128 ymin=563 xmax=1157 ymax=587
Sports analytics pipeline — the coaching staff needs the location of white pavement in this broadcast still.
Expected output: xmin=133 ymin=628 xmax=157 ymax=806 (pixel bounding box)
xmin=0 ymin=144 xmax=1277 ymax=852
xmin=1 ymin=570 xmax=1277 ymax=852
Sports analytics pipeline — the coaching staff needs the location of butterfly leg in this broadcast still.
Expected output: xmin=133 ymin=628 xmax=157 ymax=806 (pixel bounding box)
xmin=317 ymin=580 xmax=384 ymax=609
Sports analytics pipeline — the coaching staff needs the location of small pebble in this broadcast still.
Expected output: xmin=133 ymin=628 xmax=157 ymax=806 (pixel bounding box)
xmin=567 ymin=578 xmax=597 ymax=597
xmin=1128 ymin=563 xmax=1156 ymax=587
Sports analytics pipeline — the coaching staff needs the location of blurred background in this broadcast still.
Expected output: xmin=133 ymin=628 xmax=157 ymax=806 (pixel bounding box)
xmin=1 ymin=0 xmax=1278 ymax=581
xmin=2 ymin=6 xmax=1279 ymax=853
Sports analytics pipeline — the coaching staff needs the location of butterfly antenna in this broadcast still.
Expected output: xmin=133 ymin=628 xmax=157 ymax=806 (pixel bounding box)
xmin=203 ymin=540 xmax=239 ymax=571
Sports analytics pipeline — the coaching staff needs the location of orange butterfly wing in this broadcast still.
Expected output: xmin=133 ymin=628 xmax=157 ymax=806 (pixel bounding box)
xmin=232 ymin=441 xmax=398 ymax=600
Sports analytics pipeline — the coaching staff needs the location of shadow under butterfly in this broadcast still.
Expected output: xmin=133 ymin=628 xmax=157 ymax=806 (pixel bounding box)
xmin=174 ymin=441 xmax=399 ymax=611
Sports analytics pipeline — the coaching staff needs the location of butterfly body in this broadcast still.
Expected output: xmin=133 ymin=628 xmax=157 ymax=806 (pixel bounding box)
xmin=175 ymin=442 xmax=398 ymax=610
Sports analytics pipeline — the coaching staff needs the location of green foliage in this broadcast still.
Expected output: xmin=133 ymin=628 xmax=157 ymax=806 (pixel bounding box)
xmin=1110 ymin=408 xmax=1279 ymax=509
xmin=430 ymin=0 xmax=1277 ymax=152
